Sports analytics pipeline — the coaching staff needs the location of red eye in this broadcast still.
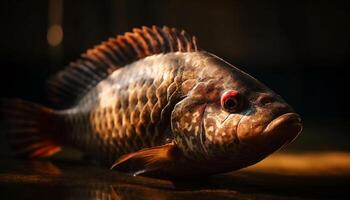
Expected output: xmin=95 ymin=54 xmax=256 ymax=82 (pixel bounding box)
xmin=221 ymin=90 xmax=240 ymax=112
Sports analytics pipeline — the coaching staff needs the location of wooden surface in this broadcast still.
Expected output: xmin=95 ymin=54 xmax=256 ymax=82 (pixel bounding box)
xmin=0 ymin=152 xmax=349 ymax=200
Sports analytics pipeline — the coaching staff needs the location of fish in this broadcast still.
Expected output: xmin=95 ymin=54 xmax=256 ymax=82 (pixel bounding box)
xmin=0 ymin=26 xmax=302 ymax=178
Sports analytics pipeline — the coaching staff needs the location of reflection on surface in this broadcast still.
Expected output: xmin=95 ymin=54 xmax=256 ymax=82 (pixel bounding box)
xmin=0 ymin=152 xmax=350 ymax=200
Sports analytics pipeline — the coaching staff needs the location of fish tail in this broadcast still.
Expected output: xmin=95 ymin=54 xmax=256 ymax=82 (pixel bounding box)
xmin=0 ymin=98 xmax=62 ymax=158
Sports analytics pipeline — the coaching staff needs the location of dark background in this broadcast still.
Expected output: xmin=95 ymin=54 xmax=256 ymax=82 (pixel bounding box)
xmin=0 ymin=0 xmax=349 ymax=152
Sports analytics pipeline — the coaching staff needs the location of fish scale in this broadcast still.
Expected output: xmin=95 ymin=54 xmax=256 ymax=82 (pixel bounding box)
xmin=58 ymin=56 xmax=184 ymax=165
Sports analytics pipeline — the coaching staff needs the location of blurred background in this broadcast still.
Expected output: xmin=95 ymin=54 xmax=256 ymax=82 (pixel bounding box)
xmin=0 ymin=0 xmax=349 ymax=153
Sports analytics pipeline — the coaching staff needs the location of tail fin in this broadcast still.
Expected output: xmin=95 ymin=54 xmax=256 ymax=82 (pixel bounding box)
xmin=0 ymin=98 xmax=62 ymax=158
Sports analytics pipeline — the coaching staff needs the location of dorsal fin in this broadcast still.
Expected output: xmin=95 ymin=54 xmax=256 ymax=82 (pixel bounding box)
xmin=47 ymin=26 xmax=198 ymax=108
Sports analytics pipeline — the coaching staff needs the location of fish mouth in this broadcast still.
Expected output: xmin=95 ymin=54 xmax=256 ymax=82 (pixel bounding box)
xmin=263 ymin=113 xmax=302 ymax=144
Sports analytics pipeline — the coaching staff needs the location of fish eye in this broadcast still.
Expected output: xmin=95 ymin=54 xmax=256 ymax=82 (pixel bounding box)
xmin=221 ymin=90 xmax=240 ymax=112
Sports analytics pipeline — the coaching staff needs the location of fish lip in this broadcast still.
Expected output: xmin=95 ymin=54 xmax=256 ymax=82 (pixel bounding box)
xmin=263 ymin=112 xmax=302 ymax=143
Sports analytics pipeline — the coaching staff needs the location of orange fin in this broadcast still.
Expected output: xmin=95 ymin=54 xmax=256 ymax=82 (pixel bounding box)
xmin=0 ymin=98 xmax=62 ymax=158
xmin=111 ymin=142 xmax=177 ymax=176
xmin=47 ymin=26 xmax=198 ymax=108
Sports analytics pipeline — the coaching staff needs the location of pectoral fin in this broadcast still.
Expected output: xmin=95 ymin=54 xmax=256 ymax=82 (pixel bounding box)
xmin=111 ymin=142 xmax=177 ymax=176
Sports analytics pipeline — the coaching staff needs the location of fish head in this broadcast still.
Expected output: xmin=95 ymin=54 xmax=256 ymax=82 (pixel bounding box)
xmin=171 ymin=52 xmax=302 ymax=171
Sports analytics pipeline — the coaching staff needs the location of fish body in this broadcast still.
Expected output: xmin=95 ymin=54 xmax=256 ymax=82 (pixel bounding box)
xmin=0 ymin=26 xmax=302 ymax=178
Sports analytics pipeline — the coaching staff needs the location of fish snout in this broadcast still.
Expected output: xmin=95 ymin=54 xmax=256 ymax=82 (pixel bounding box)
xmin=262 ymin=113 xmax=302 ymax=145
xmin=236 ymin=100 xmax=302 ymax=149
xmin=256 ymin=93 xmax=276 ymax=106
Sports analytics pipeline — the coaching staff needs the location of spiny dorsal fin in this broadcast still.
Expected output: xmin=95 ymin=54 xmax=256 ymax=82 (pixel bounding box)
xmin=47 ymin=26 xmax=198 ymax=108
